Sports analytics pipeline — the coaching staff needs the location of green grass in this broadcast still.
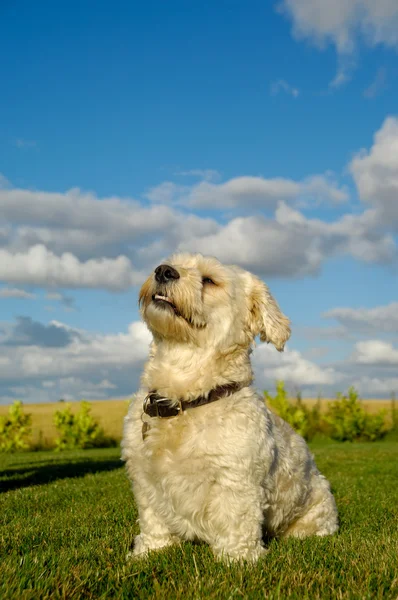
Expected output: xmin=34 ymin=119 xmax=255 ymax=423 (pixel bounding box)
xmin=1 ymin=440 xmax=398 ymax=599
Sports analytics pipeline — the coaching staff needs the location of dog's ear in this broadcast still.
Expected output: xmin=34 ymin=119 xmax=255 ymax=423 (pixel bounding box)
xmin=247 ymin=275 xmax=291 ymax=351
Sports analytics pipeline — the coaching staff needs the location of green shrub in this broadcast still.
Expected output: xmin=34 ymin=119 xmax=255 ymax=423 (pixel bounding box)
xmin=0 ymin=401 xmax=32 ymax=452
xmin=264 ymin=381 xmax=321 ymax=441
xmin=324 ymin=387 xmax=389 ymax=442
xmin=54 ymin=401 xmax=116 ymax=450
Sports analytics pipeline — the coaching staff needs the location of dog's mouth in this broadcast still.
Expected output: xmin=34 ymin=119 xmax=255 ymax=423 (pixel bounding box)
xmin=150 ymin=293 xmax=205 ymax=329
xmin=152 ymin=294 xmax=181 ymax=316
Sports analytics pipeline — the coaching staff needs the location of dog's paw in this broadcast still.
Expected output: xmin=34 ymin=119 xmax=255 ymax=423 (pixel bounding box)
xmin=213 ymin=543 xmax=268 ymax=564
xmin=126 ymin=533 xmax=179 ymax=561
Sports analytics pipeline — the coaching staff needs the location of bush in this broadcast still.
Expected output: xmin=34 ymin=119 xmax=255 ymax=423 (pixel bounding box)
xmin=0 ymin=401 xmax=32 ymax=452
xmin=264 ymin=381 xmax=321 ymax=441
xmin=324 ymin=387 xmax=389 ymax=442
xmin=54 ymin=401 xmax=116 ymax=450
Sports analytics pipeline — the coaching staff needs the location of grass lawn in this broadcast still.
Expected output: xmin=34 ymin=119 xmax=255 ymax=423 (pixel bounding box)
xmin=1 ymin=440 xmax=397 ymax=599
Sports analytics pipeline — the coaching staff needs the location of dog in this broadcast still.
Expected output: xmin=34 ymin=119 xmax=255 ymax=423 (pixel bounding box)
xmin=121 ymin=253 xmax=338 ymax=562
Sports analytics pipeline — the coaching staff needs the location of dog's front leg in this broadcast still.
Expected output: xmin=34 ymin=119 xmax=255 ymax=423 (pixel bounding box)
xmin=205 ymin=485 xmax=267 ymax=563
xmin=128 ymin=482 xmax=179 ymax=559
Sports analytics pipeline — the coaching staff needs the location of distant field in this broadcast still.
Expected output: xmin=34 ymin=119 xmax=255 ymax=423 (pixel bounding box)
xmin=0 ymin=396 xmax=395 ymax=446
xmin=0 ymin=399 xmax=131 ymax=446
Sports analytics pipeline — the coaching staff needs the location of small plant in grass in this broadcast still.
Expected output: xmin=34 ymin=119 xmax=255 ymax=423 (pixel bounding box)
xmin=54 ymin=400 xmax=116 ymax=450
xmin=324 ymin=387 xmax=389 ymax=442
xmin=391 ymin=393 xmax=398 ymax=431
xmin=264 ymin=381 xmax=321 ymax=441
xmin=0 ymin=401 xmax=32 ymax=452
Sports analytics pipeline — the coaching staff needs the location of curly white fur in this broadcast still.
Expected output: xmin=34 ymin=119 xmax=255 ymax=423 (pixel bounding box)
xmin=121 ymin=253 xmax=338 ymax=562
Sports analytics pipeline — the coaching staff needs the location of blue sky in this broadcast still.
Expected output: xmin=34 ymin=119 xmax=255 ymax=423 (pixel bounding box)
xmin=1 ymin=0 xmax=398 ymax=402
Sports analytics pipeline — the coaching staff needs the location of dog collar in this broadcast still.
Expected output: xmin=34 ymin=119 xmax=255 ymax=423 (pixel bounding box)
xmin=142 ymin=381 xmax=251 ymax=419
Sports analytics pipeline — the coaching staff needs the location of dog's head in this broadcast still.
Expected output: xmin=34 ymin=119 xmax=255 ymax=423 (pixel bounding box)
xmin=139 ymin=253 xmax=290 ymax=351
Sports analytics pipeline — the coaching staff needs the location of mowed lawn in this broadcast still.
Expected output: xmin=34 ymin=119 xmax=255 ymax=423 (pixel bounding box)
xmin=1 ymin=440 xmax=398 ymax=599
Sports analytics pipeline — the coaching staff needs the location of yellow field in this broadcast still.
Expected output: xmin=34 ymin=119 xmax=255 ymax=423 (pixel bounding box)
xmin=0 ymin=399 xmax=131 ymax=446
xmin=0 ymin=396 xmax=395 ymax=446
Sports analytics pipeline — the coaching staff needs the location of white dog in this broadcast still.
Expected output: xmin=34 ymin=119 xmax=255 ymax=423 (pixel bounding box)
xmin=121 ymin=253 xmax=338 ymax=562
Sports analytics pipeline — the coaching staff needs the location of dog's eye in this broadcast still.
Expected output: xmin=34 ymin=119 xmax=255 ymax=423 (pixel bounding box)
xmin=202 ymin=277 xmax=215 ymax=285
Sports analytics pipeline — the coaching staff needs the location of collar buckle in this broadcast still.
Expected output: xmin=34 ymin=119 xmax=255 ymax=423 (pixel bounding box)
xmin=143 ymin=393 xmax=183 ymax=418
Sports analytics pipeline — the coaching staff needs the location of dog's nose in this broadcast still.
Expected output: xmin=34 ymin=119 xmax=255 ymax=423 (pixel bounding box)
xmin=154 ymin=264 xmax=180 ymax=284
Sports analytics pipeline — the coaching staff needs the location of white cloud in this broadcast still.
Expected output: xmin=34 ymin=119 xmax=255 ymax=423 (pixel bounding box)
xmin=0 ymin=287 xmax=36 ymax=299
xmin=350 ymin=375 xmax=398 ymax=396
xmin=0 ymin=319 xmax=151 ymax=384
xmin=147 ymin=173 xmax=347 ymax=210
xmin=186 ymin=177 xmax=300 ymax=209
xmin=324 ymin=302 xmax=398 ymax=334
xmin=179 ymin=201 xmax=395 ymax=277
xmin=0 ymin=318 xmax=390 ymax=400
xmin=0 ymin=314 xmax=346 ymax=402
xmin=0 ymin=245 xmax=143 ymax=291
xmin=351 ymin=340 xmax=398 ymax=365
xmin=278 ymin=0 xmax=398 ymax=84
xmin=0 ymin=319 xmax=152 ymax=403
xmin=0 ymin=186 xmax=179 ymax=234
xmin=270 ymin=79 xmax=300 ymax=97
xmin=145 ymin=181 xmax=185 ymax=204
xmin=253 ymin=343 xmax=339 ymax=389
xmin=350 ymin=116 xmax=398 ymax=227
xmin=179 ymin=213 xmax=323 ymax=277
xmin=298 ymin=174 xmax=349 ymax=205
xmin=0 ymin=116 xmax=396 ymax=294
xmin=253 ymin=337 xmax=398 ymax=397
xmin=0 ymin=184 xmax=219 ymax=263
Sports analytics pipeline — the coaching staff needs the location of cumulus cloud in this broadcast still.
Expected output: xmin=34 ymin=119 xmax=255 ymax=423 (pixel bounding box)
xmin=0 ymin=245 xmax=143 ymax=290
xmin=0 ymin=314 xmax=397 ymax=402
xmin=0 ymin=186 xmax=173 ymax=232
xmin=179 ymin=213 xmax=323 ymax=277
xmin=146 ymin=173 xmax=348 ymax=211
xmin=0 ymin=319 xmax=153 ymax=403
xmin=0 ymin=117 xmax=396 ymax=294
xmin=350 ymin=340 xmax=398 ymax=365
xmin=0 ymin=314 xmax=345 ymax=402
xmin=325 ymin=302 xmax=398 ymax=334
xmin=253 ymin=343 xmax=339 ymax=389
xmin=179 ymin=201 xmax=395 ymax=278
xmin=278 ymin=0 xmax=398 ymax=85
xmin=350 ymin=116 xmax=398 ymax=227
xmin=0 ymin=183 xmax=219 ymax=263
xmin=2 ymin=317 xmax=75 ymax=348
